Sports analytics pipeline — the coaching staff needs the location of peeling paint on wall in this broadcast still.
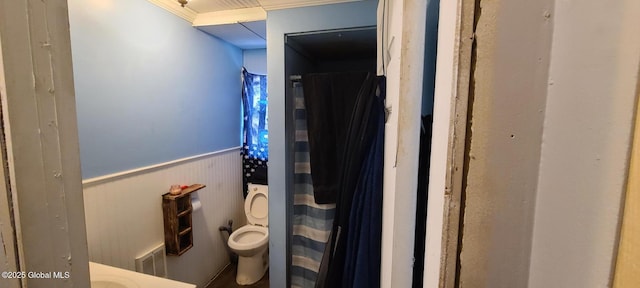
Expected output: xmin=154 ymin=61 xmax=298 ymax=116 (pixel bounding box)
xmin=457 ymin=0 xmax=554 ymax=286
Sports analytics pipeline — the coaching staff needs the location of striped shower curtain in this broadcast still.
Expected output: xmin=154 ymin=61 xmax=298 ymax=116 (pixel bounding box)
xmin=291 ymin=81 xmax=335 ymax=288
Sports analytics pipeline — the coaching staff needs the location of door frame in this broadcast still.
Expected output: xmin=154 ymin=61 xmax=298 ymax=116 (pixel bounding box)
xmin=423 ymin=0 xmax=475 ymax=286
xmin=612 ymin=64 xmax=640 ymax=287
xmin=0 ymin=0 xmax=90 ymax=287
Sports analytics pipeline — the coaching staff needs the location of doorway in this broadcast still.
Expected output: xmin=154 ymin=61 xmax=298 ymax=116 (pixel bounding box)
xmin=283 ymin=27 xmax=377 ymax=287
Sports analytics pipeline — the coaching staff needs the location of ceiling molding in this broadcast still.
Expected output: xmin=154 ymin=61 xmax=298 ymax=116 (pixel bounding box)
xmin=148 ymin=0 xmax=363 ymax=25
xmin=147 ymin=0 xmax=197 ymax=22
xmin=257 ymin=0 xmax=362 ymax=11
xmin=193 ymin=7 xmax=267 ymax=27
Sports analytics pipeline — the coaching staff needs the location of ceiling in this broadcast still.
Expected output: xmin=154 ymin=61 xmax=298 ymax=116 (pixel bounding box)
xmin=187 ymin=0 xmax=261 ymax=13
xmin=197 ymin=20 xmax=267 ymax=49
xmin=150 ymin=0 xmax=365 ymax=50
xmin=185 ymin=0 xmax=362 ymax=13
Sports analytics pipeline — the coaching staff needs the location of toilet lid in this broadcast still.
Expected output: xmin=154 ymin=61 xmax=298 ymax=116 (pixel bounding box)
xmin=245 ymin=184 xmax=268 ymax=227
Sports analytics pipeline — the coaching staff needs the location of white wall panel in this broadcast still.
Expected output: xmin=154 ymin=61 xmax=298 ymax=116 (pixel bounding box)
xmin=529 ymin=0 xmax=640 ymax=286
xmin=83 ymin=149 xmax=245 ymax=287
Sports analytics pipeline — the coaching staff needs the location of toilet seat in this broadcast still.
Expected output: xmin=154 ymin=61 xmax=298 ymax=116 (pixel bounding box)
xmin=228 ymin=184 xmax=270 ymax=253
xmin=228 ymin=225 xmax=269 ymax=252
xmin=245 ymin=185 xmax=268 ymax=227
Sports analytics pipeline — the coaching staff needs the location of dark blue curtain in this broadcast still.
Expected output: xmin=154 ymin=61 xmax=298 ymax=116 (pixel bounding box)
xmin=242 ymin=68 xmax=268 ymax=197
xmin=312 ymin=74 xmax=385 ymax=288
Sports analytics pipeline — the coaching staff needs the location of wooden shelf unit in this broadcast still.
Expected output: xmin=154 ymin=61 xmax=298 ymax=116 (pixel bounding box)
xmin=162 ymin=184 xmax=205 ymax=256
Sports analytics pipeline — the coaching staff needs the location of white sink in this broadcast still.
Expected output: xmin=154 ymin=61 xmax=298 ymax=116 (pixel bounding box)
xmin=91 ymin=282 xmax=127 ymax=288
xmin=92 ymin=280 xmax=134 ymax=288
xmin=91 ymin=274 xmax=139 ymax=288
xmin=90 ymin=262 xmax=195 ymax=288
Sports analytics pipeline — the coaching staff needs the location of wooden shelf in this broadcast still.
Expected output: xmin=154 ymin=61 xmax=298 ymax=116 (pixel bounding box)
xmin=177 ymin=208 xmax=192 ymax=218
xmin=163 ymin=184 xmax=206 ymax=200
xmin=162 ymin=184 xmax=205 ymax=256
xmin=179 ymin=227 xmax=192 ymax=236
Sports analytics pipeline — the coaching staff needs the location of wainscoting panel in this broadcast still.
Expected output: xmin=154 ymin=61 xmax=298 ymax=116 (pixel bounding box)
xmin=83 ymin=148 xmax=246 ymax=287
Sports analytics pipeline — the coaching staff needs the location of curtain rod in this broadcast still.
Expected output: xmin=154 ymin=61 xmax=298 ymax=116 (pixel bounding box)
xmin=285 ymin=26 xmax=376 ymax=38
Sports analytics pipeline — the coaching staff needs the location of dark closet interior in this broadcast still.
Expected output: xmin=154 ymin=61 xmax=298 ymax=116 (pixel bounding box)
xmin=283 ymin=24 xmax=436 ymax=288
xmin=284 ymin=27 xmax=381 ymax=288
xmin=285 ymin=27 xmax=377 ymax=76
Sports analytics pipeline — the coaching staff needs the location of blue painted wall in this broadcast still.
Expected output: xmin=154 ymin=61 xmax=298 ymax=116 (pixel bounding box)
xmin=68 ymin=0 xmax=243 ymax=179
xmin=266 ymin=1 xmax=378 ymax=286
xmin=243 ymin=49 xmax=267 ymax=75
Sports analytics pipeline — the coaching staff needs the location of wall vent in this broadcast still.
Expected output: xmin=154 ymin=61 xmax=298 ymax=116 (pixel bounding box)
xmin=135 ymin=244 xmax=167 ymax=278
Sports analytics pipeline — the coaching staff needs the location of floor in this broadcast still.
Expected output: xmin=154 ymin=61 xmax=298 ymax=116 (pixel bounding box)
xmin=206 ymin=264 xmax=269 ymax=288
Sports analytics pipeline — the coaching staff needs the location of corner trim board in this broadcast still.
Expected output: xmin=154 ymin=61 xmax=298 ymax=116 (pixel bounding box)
xmin=82 ymin=146 xmax=242 ymax=187
xmin=439 ymin=0 xmax=477 ymax=286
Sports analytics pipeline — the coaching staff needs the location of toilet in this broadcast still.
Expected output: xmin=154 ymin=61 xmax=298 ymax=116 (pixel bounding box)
xmin=228 ymin=184 xmax=269 ymax=285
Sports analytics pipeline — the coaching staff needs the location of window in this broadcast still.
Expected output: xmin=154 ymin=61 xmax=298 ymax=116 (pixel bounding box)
xmin=242 ymin=69 xmax=268 ymax=160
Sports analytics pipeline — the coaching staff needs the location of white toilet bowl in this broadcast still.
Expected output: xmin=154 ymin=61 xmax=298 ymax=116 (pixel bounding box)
xmin=227 ymin=184 xmax=269 ymax=285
